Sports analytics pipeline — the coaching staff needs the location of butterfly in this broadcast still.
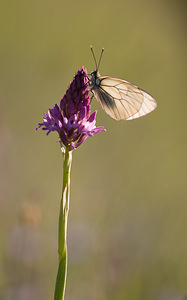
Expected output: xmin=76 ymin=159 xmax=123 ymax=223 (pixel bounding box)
xmin=88 ymin=46 xmax=157 ymax=121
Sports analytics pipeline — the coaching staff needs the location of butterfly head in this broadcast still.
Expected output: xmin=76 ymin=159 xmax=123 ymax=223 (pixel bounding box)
xmin=88 ymin=71 xmax=101 ymax=91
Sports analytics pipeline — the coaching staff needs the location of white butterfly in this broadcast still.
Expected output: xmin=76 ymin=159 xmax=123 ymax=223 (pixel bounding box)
xmin=88 ymin=46 xmax=157 ymax=121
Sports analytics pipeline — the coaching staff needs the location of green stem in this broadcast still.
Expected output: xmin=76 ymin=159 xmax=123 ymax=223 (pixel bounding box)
xmin=54 ymin=147 xmax=72 ymax=300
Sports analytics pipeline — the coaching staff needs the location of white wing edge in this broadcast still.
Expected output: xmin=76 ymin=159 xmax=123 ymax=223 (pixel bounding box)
xmin=126 ymin=90 xmax=157 ymax=120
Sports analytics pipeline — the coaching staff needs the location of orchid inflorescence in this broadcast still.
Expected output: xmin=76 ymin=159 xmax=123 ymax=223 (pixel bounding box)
xmin=37 ymin=66 xmax=105 ymax=150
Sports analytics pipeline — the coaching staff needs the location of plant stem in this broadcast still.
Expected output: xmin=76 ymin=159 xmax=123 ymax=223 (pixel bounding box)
xmin=54 ymin=147 xmax=72 ymax=300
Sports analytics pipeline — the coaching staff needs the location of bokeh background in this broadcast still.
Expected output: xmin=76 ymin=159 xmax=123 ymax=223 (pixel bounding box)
xmin=0 ymin=0 xmax=187 ymax=299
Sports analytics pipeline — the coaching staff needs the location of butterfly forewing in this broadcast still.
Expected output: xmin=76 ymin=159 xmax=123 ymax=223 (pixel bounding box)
xmin=126 ymin=90 xmax=156 ymax=120
xmin=91 ymin=75 xmax=157 ymax=121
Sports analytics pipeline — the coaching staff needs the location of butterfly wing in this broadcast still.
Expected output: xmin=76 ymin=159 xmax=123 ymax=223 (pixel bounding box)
xmin=92 ymin=76 xmax=157 ymax=121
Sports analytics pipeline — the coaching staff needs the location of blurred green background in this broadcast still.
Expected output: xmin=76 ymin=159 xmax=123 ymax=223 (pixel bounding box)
xmin=0 ymin=0 xmax=187 ymax=299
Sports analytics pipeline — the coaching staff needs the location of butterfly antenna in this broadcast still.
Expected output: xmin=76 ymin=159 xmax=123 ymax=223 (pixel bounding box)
xmin=97 ymin=48 xmax=104 ymax=72
xmin=90 ymin=45 xmax=98 ymax=70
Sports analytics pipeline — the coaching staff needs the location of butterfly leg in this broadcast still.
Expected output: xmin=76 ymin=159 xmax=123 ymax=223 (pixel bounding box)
xmin=90 ymin=92 xmax=94 ymax=103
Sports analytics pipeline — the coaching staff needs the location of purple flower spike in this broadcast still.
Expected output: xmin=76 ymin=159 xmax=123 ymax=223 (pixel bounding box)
xmin=37 ymin=66 xmax=106 ymax=150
